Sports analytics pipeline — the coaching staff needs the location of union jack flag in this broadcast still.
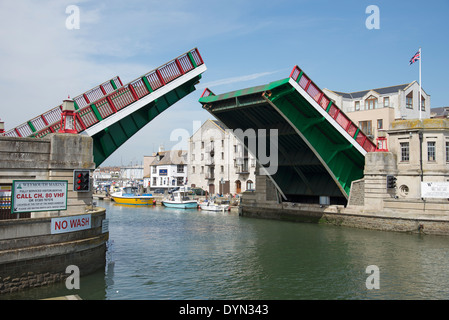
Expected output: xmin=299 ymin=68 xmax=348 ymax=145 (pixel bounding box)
xmin=409 ymin=51 xmax=420 ymax=65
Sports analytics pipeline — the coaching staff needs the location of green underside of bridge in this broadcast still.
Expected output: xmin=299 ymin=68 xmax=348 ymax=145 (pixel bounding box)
xmin=200 ymin=79 xmax=365 ymax=202
xmin=92 ymin=76 xmax=201 ymax=166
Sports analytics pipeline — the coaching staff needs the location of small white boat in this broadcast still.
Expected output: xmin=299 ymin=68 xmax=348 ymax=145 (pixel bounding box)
xmin=162 ymin=189 xmax=198 ymax=209
xmin=199 ymin=201 xmax=230 ymax=212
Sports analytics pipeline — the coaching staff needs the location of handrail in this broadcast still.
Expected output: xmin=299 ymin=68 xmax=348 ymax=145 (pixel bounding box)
xmin=3 ymin=48 xmax=204 ymax=139
xmin=2 ymin=76 xmax=122 ymax=138
xmin=32 ymin=48 xmax=204 ymax=138
xmin=290 ymin=65 xmax=376 ymax=153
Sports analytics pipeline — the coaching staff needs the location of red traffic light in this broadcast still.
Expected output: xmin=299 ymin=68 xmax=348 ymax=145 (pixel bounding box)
xmin=73 ymin=170 xmax=90 ymax=192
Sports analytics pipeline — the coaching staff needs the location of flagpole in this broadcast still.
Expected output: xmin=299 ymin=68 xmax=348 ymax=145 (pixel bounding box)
xmin=419 ymin=47 xmax=422 ymax=120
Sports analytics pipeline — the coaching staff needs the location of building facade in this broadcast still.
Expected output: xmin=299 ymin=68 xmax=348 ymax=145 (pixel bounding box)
xmin=149 ymin=147 xmax=188 ymax=191
xmin=188 ymin=120 xmax=256 ymax=195
xmin=324 ymin=81 xmax=431 ymax=143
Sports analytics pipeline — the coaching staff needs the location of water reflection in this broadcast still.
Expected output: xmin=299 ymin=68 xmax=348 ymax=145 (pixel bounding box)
xmin=2 ymin=200 xmax=449 ymax=300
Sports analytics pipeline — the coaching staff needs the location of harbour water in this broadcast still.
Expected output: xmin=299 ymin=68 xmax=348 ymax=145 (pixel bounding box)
xmin=3 ymin=199 xmax=449 ymax=300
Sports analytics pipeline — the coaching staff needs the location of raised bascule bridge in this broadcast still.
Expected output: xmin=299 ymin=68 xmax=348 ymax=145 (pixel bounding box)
xmin=2 ymin=48 xmax=206 ymax=166
xmin=199 ymin=66 xmax=377 ymax=206
xmin=2 ymin=49 xmax=377 ymax=206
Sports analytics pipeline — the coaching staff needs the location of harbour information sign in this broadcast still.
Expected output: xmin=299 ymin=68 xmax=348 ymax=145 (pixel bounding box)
xmin=11 ymin=180 xmax=68 ymax=213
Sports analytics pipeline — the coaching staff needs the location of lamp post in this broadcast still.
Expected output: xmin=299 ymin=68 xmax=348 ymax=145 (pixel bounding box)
xmin=59 ymin=99 xmax=77 ymax=134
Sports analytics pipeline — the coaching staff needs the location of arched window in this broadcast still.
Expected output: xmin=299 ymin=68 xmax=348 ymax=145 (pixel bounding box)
xmin=246 ymin=180 xmax=254 ymax=190
xmin=235 ymin=180 xmax=241 ymax=194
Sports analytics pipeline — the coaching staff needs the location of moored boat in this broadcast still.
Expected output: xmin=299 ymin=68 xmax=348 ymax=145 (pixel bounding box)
xmin=199 ymin=201 xmax=229 ymax=212
xmin=111 ymin=186 xmax=155 ymax=205
xmin=162 ymin=189 xmax=198 ymax=209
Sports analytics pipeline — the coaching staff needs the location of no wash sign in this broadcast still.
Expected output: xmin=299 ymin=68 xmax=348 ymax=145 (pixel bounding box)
xmin=51 ymin=214 xmax=91 ymax=234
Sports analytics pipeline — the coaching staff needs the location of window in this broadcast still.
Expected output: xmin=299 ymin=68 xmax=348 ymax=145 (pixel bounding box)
xmin=152 ymin=166 xmax=157 ymax=174
xmin=201 ymin=141 xmax=204 ymax=149
xmin=377 ymin=119 xmax=383 ymax=129
xmin=152 ymin=177 xmax=157 ymax=185
xmin=191 ymin=153 xmax=195 ymax=161
xmin=246 ymin=180 xmax=254 ymax=190
xmin=383 ymin=97 xmax=389 ymax=108
xmin=428 ymin=141 xmax=436 ymax=161
xmin=201 ymin=153 xmax=204 ymax=161
xmin=201 ymin=166 xmax=204 ymax=174
xmin=365 ymin=96 xmax=378 ymax=110
xmin=221 ymin=152 xmax=224 ymax=160
xmin=192 ymin=166 xmax=195 ymax=174
xmin=177 ymin=165 xmax=184 ymax=173
xmin=400 ymin=142 xmax=409 ymax=162
xmin=406 ymin=92 xmax=413 ymax=109
xmin=421 ymin=96 xmax=426 ymax=111
xmin=355 ymin=101 xmax=360 ymax=111
xmin=359 ymin=120 xmax=372 ymax=136
xmin=176 ymin=177 xmax=184 ymax=186
xmin=221 ymin=140 xmax=224 ymax=148
xmin=446 ymin=142 xmax=449 ymax=162
xmin=220 ymin=165 xmax=224 ymax=173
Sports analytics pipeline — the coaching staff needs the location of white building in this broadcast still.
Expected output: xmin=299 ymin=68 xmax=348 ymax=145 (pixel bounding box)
xmin=149 ymin=148 xmax=188 ymax=190
xmin=120 ymin=165 xmax=144 ymax=181
xmin=323 ymin=81 xmax=431 ymax=141
xmin=188 ymin=120 xmax=256 ymax=195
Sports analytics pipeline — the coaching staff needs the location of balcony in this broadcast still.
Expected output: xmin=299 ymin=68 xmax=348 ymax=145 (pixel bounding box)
xmin=205 ymin=158 xmax=215 ymax=166
xmin=205 ymin=172 xmax=215 ymax=179
xmin=236 ymin=165 xmax=249 ymax=174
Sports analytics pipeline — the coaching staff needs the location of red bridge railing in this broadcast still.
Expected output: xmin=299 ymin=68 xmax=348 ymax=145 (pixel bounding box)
xmin=3 ymin=48 xmax=204 ymax=139
xmin=290 ymin=66 xmax=376 ymax=153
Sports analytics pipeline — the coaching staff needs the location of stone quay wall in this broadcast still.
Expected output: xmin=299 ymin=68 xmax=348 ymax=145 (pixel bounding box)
xmin=0 ymin=208 xmax=108 ymax=294
xmin=0 ymin=133 xmax=108 ymax=295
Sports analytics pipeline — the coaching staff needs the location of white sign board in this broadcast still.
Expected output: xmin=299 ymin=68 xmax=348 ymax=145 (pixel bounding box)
xmin=51 ymin=214 xmax=91 ymax=234
xmin=421 ymin=182 xmax=449 ymax=198
xmin=102 ymin=219 xmax=109 ymax=233
xmin=11 ymin=180 xmax=68 ymax=213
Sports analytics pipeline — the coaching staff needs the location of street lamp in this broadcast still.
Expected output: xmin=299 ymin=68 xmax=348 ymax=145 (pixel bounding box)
xmin=59 ymin=99 xmax=77 ymax=134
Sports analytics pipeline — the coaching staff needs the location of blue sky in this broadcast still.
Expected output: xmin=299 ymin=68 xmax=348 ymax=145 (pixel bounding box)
xmin=1 ymin=0 xmax=448 ymax=166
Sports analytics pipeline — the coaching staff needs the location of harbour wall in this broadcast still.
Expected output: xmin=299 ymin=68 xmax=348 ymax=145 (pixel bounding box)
xmin=0 ymin=208 xmax=107 ymax=294
xmin=0 ymin=133 xmax=108 ymax=295
xmin=241 ymin=168 xmax=449 ymax=236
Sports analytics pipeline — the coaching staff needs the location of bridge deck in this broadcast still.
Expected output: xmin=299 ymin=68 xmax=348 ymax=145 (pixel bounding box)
xmin=3 ymin=48 xmax=206 ymax=166
xmin=199 ymin=66 xmax=376 ymax=201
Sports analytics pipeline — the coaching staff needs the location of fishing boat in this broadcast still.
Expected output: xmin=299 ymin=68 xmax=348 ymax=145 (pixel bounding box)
xmin=162 ymin=189 xmax=198 ymax=209
xmin=111 ymin=186 xmax=155 ymax=205
xmin=199 ymin=201 xmax=230 ymax=212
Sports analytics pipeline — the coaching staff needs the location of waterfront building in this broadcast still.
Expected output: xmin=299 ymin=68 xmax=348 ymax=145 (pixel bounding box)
xmin=188 ymin=119 xmax=256 ymax=195
xmin=120 ymin=164 xmax=144 ymax=181
xmin=323 ymin=81 xmax=431 ymax=143
xmin=431 ymin=106 xmax=449 ymax=118
xmin=143 ymin=154 xmax=156 ymax=188
xmin=149 ymin=146 xmax=188 ymax=191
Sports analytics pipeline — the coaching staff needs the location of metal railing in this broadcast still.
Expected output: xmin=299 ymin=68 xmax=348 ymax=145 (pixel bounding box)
xmin=3 ymin=77 xmax=122 ymax=138
xmin=3 ymin=48 xmax=204 ymax=139
xmin=290 ymin=65 xmax=376 ymax=153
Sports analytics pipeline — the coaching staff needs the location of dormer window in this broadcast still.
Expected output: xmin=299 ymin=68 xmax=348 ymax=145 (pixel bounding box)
xmin=406 ymin=92 xmax=413 ymax=109
xmin=365 ymin=96 xmax=378 ymax=110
